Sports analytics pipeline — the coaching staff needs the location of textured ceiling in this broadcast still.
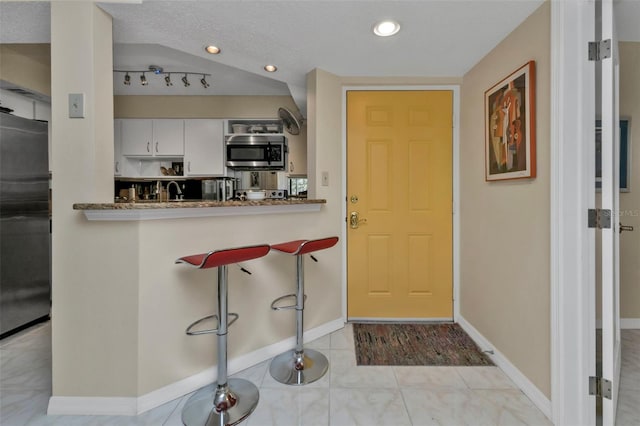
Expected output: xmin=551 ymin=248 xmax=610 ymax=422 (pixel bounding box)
xmin=2 ymin=1 xmax=639 ymax=116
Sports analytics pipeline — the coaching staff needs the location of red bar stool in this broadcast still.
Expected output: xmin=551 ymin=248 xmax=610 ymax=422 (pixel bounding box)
xmin=176 ymin=244 xmax=270 ymax=426
xmin=269 ymin=236 xmax=339 ymax=385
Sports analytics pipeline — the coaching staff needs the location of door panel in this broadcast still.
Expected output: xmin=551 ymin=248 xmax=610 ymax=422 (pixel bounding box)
xmin=599 ymin=1 xmax=621 ymax=424
xmin=347 ymin=90 xmax=453 ymax=319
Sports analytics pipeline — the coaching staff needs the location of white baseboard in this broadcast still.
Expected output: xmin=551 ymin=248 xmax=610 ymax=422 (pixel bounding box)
xmin=456 ymin=315 xmax=552 ymax=421
xmin=621 ymin=318 xmax=640 ymax=329
xmin=48 ymin=317 xmax=345 ymax=416
xmin=595 ymin=318 xmax=640 ymax=329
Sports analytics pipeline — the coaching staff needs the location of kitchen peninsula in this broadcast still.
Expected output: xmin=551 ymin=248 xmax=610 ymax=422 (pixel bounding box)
xmin=64 ymin=191 xmax=339 ymax=416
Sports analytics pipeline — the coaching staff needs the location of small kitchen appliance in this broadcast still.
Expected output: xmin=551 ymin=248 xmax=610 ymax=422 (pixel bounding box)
xmin=202 ymin=178 xmax=236 ymax=201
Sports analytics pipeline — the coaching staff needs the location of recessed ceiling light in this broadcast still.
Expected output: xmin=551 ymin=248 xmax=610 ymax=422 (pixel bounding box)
xmin=264 ymin=64 xmax=278 ymax=72
xmin=373 ymin=20 xmax=401 ymax=37
xmin=205 ymin=45 xmax=221 ymax=54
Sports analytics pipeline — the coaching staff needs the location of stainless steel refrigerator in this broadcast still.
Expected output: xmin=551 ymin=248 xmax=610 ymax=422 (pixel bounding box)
xmin=0 ymin=112 xmax=50 ymax=338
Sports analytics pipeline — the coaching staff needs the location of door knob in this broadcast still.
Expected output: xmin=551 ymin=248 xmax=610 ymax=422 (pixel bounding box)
xmin=620 ymin=223 xmax=634 ymax=234
xmin=349 ymin=211 xmax=367 ymax=229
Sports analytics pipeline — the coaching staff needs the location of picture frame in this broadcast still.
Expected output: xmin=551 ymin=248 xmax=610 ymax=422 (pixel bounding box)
xmin=485 ymin=61 xmax=536 ymax=181
xmin=595 ymin=118 xmax=631 ymax=192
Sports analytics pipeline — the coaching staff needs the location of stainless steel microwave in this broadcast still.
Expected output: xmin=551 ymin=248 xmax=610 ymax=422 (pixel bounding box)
xmin=225 ymin=135 xmax=288 ymax=170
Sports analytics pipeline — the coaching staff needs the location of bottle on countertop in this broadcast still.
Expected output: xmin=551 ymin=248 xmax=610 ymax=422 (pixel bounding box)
xmin=128 ymin=185 xmax=136 ymax=202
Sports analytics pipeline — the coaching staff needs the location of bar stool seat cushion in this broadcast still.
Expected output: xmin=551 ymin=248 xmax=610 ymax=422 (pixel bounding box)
xmin=271 ymin=237 xmax=339 ymax=256
xmin=177 ymin=245 xmax=270 ymax=269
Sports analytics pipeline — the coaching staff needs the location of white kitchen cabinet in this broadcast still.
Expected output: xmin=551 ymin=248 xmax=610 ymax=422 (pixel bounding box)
xmin=153 ymin=119 xmax=184 ymax=156
xmin=286 ymin=130 xmax=307 ymax=176
xmin=184 ymin=119 xmax=225 ymax=176
xmin=121 ymin=119 xmax=152 ymax=156
xmin=121 ymin=119 xmax=184 ymax=157
xmin=114 ymin=119 xmax=123 ymax=176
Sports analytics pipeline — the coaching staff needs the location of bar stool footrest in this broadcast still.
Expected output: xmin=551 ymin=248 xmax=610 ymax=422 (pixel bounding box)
xmin=186 ymin=313 xmax=239 ymax=335
xmin=270 ymin=294 xmax=307 ymax=310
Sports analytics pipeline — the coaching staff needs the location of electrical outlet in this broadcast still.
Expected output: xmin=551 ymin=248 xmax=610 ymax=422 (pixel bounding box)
xmin=68 ymin=93 xmax=85 ymax=118
xmin=321 ymin=171 xmax=329 ymax=186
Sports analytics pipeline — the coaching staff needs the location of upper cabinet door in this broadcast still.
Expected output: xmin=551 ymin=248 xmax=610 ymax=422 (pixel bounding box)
xmin=121 ymin=119 xmax=184 ymax=157
xmin=114 ymin=119 xmax=122 ymax=175
xmin=153 ymin=119 xmax=184 ymax=156
xmin=287 ymin=131 xmax=307 ymax=176
xmin=184 ymin=119 xmax=225 ymax=176
xmin=121 ymin=119 xmax=153 ymax=156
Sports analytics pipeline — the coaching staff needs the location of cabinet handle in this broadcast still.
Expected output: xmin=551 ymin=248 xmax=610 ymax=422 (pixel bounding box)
xmin=155 ymin=142 xmax=158 ymax=153
xmin=115 ymin=161 xmax=119 ymax=173
xmin=146 ymin=142 xmax=150 ymax=153
xmin=187 ymin=161 xmax=191 ymax=172
xmin=289 ymin=161 xmax=294 ymax=172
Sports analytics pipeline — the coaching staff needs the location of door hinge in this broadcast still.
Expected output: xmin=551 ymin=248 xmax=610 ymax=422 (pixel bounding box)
xmin=589 ymin=39 xmax=612 ymax=61
xmin=589 ymin=376 xmax=612 ymax=400
xmin=588 ymin=208 xmax=612 ymax=229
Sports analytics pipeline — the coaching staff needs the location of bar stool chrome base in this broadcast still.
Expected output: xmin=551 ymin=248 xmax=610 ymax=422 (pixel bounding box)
xmin=181 ymin=378 xmax=259 ymax=426
xmin=269 ymin=348 xmax=329 ymax=385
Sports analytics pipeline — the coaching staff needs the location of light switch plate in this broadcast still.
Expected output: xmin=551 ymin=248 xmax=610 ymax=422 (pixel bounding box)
xmin=321 ymin=171 xmax=329 ymax=186
xmin=68 ymin=93 xmax=85 ymax=118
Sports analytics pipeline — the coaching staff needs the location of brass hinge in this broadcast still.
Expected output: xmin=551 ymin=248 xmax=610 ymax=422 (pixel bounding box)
xmin=588 ymin=208 xmax=612 ymax=229
xmin=589 ymin=39 xmax=612 ymax=61
xmin=589 ymin=376 xmax=612 ymax=400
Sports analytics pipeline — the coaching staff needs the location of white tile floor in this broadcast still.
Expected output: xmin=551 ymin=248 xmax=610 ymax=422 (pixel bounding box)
xmin=616 ymin=329 xmax=640 ymax=426
xmin=13 ymin=320 xmax=632 ymax=425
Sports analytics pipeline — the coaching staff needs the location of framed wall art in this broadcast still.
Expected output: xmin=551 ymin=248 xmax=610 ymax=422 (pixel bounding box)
xmin=485 ymin=61 xmax=536 ymax=181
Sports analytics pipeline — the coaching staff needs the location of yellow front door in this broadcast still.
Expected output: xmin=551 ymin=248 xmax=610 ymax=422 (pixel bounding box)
xmin=347 ymin=90 xmax=453 ymax=319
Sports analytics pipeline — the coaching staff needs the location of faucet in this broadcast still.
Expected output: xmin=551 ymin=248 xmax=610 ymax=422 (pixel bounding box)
xmin=167 ymin=181 xmax=183 ymax=200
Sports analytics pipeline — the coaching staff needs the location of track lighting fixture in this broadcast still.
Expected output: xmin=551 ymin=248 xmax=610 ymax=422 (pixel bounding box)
xmin=114 ymin=67 xmax=211 ymax=89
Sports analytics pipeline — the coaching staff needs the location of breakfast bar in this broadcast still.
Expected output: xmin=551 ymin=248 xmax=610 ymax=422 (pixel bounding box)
xmin=60 ymin=195 xmax=341 ymax=416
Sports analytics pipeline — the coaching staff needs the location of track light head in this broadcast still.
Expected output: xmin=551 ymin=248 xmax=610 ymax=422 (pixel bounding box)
xmin=140 ymin=73 xmax=148 ymax=86
xmin=164 ymin=74 xmax=173 ymax=87
xmin=124 ymin=72 xmax=131 ymax=85
xmin=182 ymin=74 xmax=190 ymax=87
xmin=200 ymin=75 xmax=210 ymax=88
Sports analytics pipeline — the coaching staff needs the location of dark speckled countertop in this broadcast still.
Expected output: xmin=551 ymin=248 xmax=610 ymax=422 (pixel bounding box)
xmin=73 ymin=198 xmax=326 ymax=221
xmin=73 ymin=198 xmax=325 ymax=210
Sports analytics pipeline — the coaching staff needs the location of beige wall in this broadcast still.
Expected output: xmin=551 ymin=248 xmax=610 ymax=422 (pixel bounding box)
xmin=459 ymin=1 xmax=551 ymax=398
xmin=0 ymin=44 xmax=51 ymax=96
xmin=50 ymin=2 xmax=140 ymax=397
xmin=114 ymin=95 xmax=298 ymax=119
xmin=619 ymin=42 xmax=640 ymax=319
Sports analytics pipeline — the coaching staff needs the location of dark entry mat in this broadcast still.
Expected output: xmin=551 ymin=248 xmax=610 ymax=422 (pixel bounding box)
xmin=353 ymin=322 xmax=494 ymax=366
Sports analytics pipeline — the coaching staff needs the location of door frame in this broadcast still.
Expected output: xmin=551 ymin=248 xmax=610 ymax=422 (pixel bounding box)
xmin=340 ymin=85 xmax=461 ymax=322
xmin=550 ymin=0 xmax=597 ymax=425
